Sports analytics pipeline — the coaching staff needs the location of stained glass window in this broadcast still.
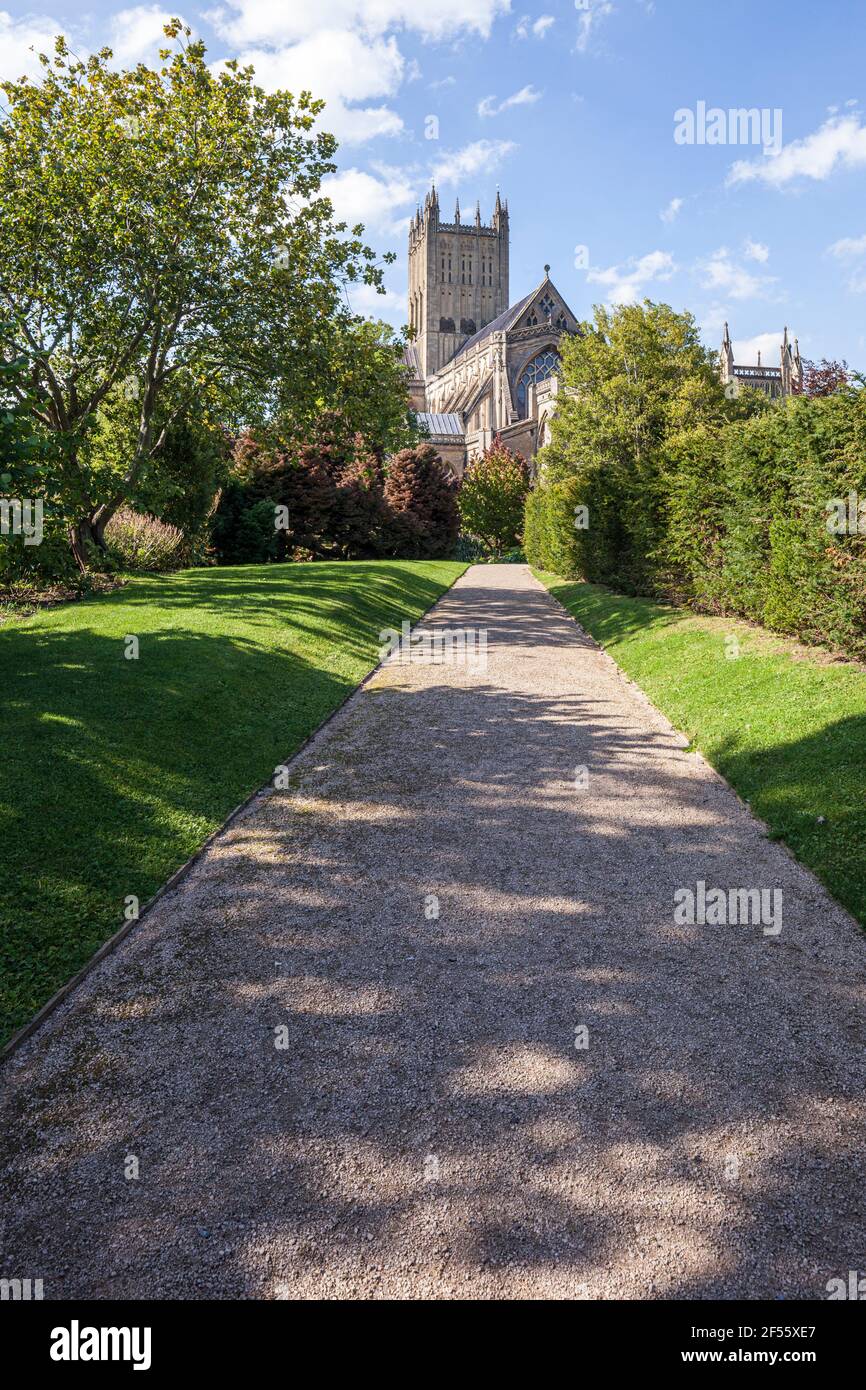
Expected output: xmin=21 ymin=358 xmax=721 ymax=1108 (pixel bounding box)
xmin=516 ymin=350 xmax=560 ymax=417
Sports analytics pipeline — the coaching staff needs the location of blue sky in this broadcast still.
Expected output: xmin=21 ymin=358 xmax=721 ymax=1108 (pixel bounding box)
xmin=3 ymin=0 xmax=865 ymax=369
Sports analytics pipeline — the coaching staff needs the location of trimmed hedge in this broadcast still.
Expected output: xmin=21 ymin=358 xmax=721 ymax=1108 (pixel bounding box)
xmin=527 ymin=386 xmax=866 ymax=660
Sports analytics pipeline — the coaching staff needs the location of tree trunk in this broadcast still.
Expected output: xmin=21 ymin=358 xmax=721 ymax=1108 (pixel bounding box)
xmin=69 ymin=516 xmax=107 ymax=572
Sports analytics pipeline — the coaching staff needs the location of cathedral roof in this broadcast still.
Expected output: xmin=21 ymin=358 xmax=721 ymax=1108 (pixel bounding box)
xmin=446 ymin=273 xmax=578 ymax=364
xmin=416 ymin=411 xmax=464 ymax=438
xmin=448 ymin=288 xmax=537 ymax=361
xmin=402 ymin=341 xmax=423 ymax=379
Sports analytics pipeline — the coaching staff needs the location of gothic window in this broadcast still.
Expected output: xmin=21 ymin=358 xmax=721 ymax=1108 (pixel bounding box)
xmin=439 ymin=317 xmax=455 ymax=333
xmin=539 ymin=293 xmax=555 ymax=318
xmin=460 ymin=318 xmax=476 ymax=335
xmin=516 ymin=349 xmax=560 ymax=417
xmin=526 ymin=311 xmax=538 ymax=327
xmin=556 ymin=312 xmax=568 ymax=330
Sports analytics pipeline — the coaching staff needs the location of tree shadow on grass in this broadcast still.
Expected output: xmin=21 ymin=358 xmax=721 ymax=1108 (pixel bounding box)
xmin=1 ymin=573 xmax=865 ymax=1301
xmin=545 ymin=578 xmax=684 ymax=648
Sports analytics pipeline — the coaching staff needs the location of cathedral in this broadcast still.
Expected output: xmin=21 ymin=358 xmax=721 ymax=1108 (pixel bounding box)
xmin=404 ymin=186 xmax=579 ymax=475
xmin=719 ymin=322 xmax=803 ymax=398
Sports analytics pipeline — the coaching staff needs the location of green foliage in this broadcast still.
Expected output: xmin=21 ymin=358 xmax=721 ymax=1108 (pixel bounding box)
xmin=523 ymin=474 xmax=585 ymax=578
xmin=457 ymin=438 xmax=529 ymax=557
xmin=529 ymin=292 xmax=866 ymax=660
xmin=665 ymin=387 xmax=866 ymax=657
xmin=281 ymin=318 xmax=418 ymax=461
xmin=382 ymin=443 xmax=460 ymax=559
xmin=0 ymin=22 xmax=394 ymax=566
xmin=537 ymin=299 xmax=742 ymax=593
xmin=104 ymin=508 xmax=185 ymax=572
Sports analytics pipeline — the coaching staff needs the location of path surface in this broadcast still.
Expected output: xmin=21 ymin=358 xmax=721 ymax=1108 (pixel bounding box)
xmin=2 ymin=565 xmax=865 ymax=1300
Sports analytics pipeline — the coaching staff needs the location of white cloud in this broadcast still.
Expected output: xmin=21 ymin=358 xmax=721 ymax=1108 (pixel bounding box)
xmin=478 ymin=84 xmax=542 ymax=118
xmin=827 ymin=232 xmax=866 ymax=293
xmin=587 ymin=249 xmax=675 ymax=305
xmin=430 ymin=138 xmax=517 ymax=188
xmin=344 ymin=280 xmax=407 ymax=320
xmin=575 ymin=0 xmax=615 ymax=55
xmin=206 ymin=0 xmax=510 ymax=47
xmin=728 ymin=112 xmax=866 ymax=187
xmin=108 ymin=7 xmax=188 ymax=67
xmin=697 ymin=247 xmax=775 ymax=301
xmin=322 ymin=165 xmax=417 ymax=234
xmin=221 ymin=30 xmax=405 ymax=144
xmin=828 ymin=233 xmax=866 ymax=259
xmin=743 ymin=239 xmax=770 ymax=263
xmin=428 ymin=75 xmax=456 ymax=90
xmin=0 ymin=10 xmax=65 ymax=81
xmin=731 ymin=331 xmax=785 ymax=364
xmin=660 ymin=197 xmax=683 ymax=224
xmin=516 ymin=13 xmax=555 ymax=38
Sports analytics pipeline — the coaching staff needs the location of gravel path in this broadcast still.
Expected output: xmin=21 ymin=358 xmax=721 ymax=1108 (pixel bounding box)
xmin=2 ymin=563 xmax=865 ymax=1300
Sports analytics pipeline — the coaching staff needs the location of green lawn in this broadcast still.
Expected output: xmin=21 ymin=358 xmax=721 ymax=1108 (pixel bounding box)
xmin=537 ymin=573 xmax=866 ymax=930
xmin=0 ymin=560 xmax=464 ymax=1043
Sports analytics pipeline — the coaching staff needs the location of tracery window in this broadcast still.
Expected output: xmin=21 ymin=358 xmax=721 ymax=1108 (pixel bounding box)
xmin=516 ymin=349 xmax=560 ymax=417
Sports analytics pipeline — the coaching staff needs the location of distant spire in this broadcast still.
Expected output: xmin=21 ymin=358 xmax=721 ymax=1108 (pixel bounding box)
xmin=475 ymin=199 xmax=481 ymax=226
xmin=454 ymin=197 xmax=460 ymax=224
xmin=722 ymin=321 xmax=732 ymax=347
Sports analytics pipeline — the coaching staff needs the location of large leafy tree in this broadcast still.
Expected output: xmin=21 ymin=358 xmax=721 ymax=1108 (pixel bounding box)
xmin=540 ymin=300 xmax=762 ymax=590
xmin=276 ymin=317 xmax=418 ymax=462
xmin=458 ymin=438 xmax=529 ymax=556
xmin=0 ymin=21 xmax=392 ymax=566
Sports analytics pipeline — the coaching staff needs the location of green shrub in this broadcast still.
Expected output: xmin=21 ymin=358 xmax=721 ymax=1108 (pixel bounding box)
xmin=457 ymin=439 xmax=529 ymax=557
xmin=104 ymin=508 xmax=185 ymax=572
xmin=523 ymin=474 xmax=586 ymax=578
xmin=381 ymin=443 xmax=459 ymax=559
xmin=532 ymin=380 xmax=866 ymax=661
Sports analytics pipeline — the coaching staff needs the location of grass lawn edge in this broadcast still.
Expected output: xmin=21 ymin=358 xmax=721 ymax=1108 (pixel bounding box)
xmin=534 ymin=568 xmax=866 ymax=935
xmin=1 ymin=560 xmax=467 ymax=1059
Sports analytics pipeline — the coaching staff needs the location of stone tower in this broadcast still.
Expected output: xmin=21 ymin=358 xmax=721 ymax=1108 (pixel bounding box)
xmin=408 ymin=186 xmax=509 ymax=379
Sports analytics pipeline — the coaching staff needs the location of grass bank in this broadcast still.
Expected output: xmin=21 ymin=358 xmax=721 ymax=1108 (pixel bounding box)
xmin=0 ymin=559 xmax=464 ymax=1042
xmin=536 ymin=573 xmax=866 ymax=930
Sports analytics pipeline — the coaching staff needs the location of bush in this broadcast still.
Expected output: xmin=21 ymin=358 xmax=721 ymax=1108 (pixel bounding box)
xmin=457 ymin=438 xmax=529 ymax=556
xmin=523 ymin=474 xmax=586 ymax=578
xmin=528 ymin=377 xmax=866 ymax=661
xmin=104 ymin=508 xmax=185 ymax=572
xmin=664 ymin=389 xmax=866 ymax=656
xmin=381 ymin=443 xmax=459 ymax=559
xmin=211 ymin=425 xmax=459 ymax=564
